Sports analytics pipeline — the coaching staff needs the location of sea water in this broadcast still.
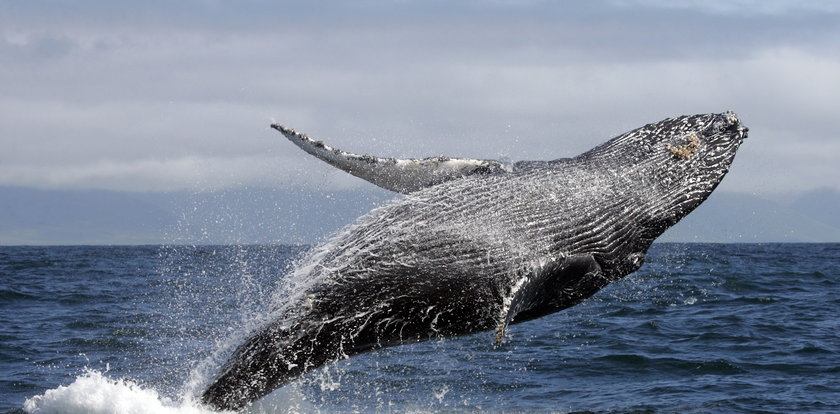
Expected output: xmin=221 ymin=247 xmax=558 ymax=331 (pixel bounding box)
xmin=1 ymin=244 xmax=838 ymax=413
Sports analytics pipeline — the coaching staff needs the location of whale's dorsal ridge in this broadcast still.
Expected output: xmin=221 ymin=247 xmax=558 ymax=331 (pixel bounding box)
xmin=272 ymin=124 xmax=512 ymax=194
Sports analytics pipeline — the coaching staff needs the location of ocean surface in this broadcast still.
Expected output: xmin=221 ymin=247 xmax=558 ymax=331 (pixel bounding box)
xmin=1 ymin=243 xmax=838 ymax=413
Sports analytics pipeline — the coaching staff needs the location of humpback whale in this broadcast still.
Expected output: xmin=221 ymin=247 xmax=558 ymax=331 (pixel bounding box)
xmin=200 ymin=112 xmax=748 ymax=411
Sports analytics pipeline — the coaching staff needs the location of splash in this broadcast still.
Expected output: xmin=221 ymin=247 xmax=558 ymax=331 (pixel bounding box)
xmin=23 ymin=369 xmax=314 ymax=414
xmin=22 ymin=370 xmax=225 ymax=414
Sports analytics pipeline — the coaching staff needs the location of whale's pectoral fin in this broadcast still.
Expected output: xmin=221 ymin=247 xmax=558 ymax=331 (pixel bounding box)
xmin=496 ymin=254 xmax=605 ymax=343
xmin=272 ymin=124 xmax=512 ymax=193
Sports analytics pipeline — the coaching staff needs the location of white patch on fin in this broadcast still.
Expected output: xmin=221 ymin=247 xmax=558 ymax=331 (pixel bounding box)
xmin=495 ymin=256 xmax=563 ymax=345
xmin=272 ymin=124 xmax=512 ymax=193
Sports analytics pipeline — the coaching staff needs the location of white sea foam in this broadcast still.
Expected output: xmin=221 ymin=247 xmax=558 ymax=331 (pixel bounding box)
xmin=22 ymin=370 xmax=220 ymax=414
xmin=22 ymin=369 xmax=312 ymax=414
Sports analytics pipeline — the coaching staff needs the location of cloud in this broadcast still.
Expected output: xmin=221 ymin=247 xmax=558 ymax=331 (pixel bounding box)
xmin=610 ymin=0 xmax=840 ymax=16
xmin=0 ymin=2 xmax=838 ymax=195
xmin=0 ymin=152 xmax=371 ymax=193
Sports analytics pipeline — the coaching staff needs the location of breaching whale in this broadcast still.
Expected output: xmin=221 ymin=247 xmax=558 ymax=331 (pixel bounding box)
xmin=200 ymin=112 xmax=748 ymax=411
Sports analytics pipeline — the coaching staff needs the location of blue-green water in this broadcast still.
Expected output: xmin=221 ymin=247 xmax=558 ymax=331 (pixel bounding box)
xmin=1 ymin=244 xmax=838 ymax=413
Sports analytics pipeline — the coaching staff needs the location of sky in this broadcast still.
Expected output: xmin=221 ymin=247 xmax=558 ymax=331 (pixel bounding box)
xmin=1 ymin=0 xmax=839 ymax=197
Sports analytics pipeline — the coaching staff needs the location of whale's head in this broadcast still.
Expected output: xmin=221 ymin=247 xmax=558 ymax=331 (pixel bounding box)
xmin=584 ymin=111 xmax=748 ymax=242
xmin=644 ymin=111 xmax=747 ymax=238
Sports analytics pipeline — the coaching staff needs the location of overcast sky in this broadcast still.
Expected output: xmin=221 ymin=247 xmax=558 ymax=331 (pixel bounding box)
xmin=2 ymin=0 xmax=838 ymax=196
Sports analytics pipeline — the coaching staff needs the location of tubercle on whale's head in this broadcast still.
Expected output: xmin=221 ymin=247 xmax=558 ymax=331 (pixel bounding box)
xmin=692 ymin=111 xmax=748 ymax=158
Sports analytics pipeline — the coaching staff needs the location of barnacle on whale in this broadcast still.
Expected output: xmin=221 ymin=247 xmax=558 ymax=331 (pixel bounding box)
xmin=666 ymin=133 xmax=701 ymax=159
